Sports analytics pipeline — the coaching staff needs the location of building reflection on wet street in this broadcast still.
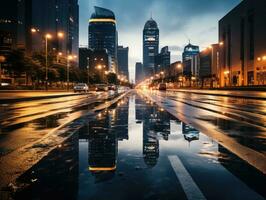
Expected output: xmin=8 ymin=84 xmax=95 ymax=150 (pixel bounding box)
xmin=12 ymin=93 xmax=265 ymax=200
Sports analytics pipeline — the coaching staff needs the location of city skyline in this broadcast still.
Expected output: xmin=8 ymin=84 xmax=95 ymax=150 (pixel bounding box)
xmin=79 ymin=0 xmax=241 ymax=81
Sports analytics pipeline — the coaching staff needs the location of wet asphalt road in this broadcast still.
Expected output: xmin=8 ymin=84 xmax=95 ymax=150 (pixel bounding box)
xmin=3 ymin=91 xmax=265 ymax=200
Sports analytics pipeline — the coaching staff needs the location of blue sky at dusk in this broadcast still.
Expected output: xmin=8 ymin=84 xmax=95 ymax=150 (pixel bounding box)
xmin=79 ymin=0 xmax=241 ymax=81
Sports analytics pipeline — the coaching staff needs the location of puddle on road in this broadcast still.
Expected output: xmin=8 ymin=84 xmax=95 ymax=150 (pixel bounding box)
xmin=7 ymin=93 xmax=266 ymax=200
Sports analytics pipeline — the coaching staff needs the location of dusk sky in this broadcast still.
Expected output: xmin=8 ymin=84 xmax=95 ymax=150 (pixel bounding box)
xmin=79 ymin=0 xmax=241 ymax=82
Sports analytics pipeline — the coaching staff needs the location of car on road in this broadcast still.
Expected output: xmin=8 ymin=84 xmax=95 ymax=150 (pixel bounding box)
xmin=108 ymin=84 xmax=117 ymax=91
xmin=95 ymin=84 xmax=108 ymax=91
xmin=74 ymin=83 xmax=89 ymax=93
xmin=158 ymin=83 xmax=167 ymax=90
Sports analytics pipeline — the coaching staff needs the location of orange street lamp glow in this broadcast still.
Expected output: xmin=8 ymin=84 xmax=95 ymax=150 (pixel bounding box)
xmin=160 ymin=71 xmax=164 ymax=75
xmin=208 ymin=45 xmax=213 ymax=49
xmin=73 ymin=55 xmax=77 ymax=59
xmin=31 ymin=28 xmax=37 ymax=33
xmin=45 ymin=33 xmax=52 ymax=39
xmin=58 ymin=52 xmax=63 ymax=56
xmin=262 ymin=56 xmax=266 ymax=61
xmin=177 ymin=64 xmax=182 ymax=69
xmin=97 ymin=65 xmax=102 ymax=70
xmin=219 ymin=42 xmax=224 ymax=46
xmin=257 ymin=57 xmax=261 ymax=61
xmin=224 ymin=70 xmax=230 ymax=75
xmin=68 ymin=55 xmax=73 ymax=60
xmin=57 ymin=32 xmax=64 ymax=38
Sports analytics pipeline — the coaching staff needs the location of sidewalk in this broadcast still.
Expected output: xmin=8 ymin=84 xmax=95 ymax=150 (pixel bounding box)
xmin=0 ymin=90 xmax=86 ymax=103
xmin=168 ymin=89 xmax=266 ymax=100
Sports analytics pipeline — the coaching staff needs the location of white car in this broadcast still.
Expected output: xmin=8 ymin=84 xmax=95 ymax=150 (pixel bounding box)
xmin=74 ymin=83 xmax=89 ymax=93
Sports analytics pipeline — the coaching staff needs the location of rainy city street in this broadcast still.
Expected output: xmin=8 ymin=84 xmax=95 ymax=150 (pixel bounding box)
xmin=0 ymin=90 xmax=265 ymax=200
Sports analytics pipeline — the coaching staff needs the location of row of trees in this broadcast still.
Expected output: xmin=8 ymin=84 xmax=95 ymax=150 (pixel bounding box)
xmin=2 ymin=50 xmax=122 ymax=89
xmin=2 ymin=49 xmax=132 ymax=89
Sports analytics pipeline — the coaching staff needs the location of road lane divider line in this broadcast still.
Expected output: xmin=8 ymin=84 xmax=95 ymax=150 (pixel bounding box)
xmin=168 ymin=155 xmax=207 ymax=200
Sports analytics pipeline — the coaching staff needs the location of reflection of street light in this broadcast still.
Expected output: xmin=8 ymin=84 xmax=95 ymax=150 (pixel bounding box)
xmin=0 ymin=55 xmax=6 ymax=86
xmin=177 ymin=63 xmax=183 ymax=87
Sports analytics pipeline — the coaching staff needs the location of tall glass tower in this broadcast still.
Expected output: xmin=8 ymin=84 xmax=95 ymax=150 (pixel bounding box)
xmin=89 ymin=6 xmax=117 ymax=73
xmin=143 ymin=18 xmax=159 ymax=77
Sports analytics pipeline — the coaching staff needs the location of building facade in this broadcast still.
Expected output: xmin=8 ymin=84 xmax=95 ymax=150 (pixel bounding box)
xmin=89 ymin=6 xmax=117 ymax=73
xmin=0 ymin=0 xmax=26 ymax=53
xmin=117 ymin=45 xmax=129 ymax=79
xmin=0 ymin=0 xmax=79 ymax=56
xmin=219 ymin=0 xmax=266 ymax=86
xmin=88 ymin=49 xmax=110 ymax=84
xmin=155 ymin=46 xmax=170 ymax=73
xmin=30 ymin=0 xmax=79 ymax=56
xmin=135 ymin=62 xmax=144 ymax=84
xmin=143 ymin=18 xmax=159 ymax=77
xmin=79 ymin=47 xmax=92 ymax=70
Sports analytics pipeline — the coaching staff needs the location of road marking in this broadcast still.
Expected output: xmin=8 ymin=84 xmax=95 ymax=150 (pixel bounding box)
xmin=168 ymin=155 xmax=206 ymax=200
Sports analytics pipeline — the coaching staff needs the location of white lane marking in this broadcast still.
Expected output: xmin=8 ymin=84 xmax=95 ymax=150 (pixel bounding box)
xmin=168 ymin=155 xmax=207 ymax=200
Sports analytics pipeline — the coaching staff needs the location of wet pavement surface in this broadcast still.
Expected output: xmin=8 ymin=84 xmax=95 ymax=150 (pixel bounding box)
xmin=5 ymin=92 xmax=265 ymax=200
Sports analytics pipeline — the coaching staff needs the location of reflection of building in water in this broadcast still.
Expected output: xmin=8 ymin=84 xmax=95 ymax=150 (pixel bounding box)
xmin=111 ymin=98 xmax=129 ymax=141
xmin=182 ymin=122 xmax=199 ymax=142
xmin=155 ymin=108 xmax=173 ymax=140
xmin=142 ymin=105 xmax=160 ymax=168
xmin=88 ymin=110 xmax=118 ymax=182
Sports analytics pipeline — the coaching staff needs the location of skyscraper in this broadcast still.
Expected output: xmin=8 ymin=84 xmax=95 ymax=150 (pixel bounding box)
xmin=89 ymin=6 xmax=117 ymax=73
xmin=143 ymin=18 xmax=159 ymax=77
xmin=117 ymin=45 xmax=129 ymax=79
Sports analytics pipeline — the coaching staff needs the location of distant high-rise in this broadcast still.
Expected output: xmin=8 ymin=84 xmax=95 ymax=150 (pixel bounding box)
xmin=135 ymin=62 xmax=144 ymax=84
xmin=182 ymin=43 xmax=199 ymax=62
xmin=89 ymin=6 xmax=117 ymax=73
xmin=155 ymin=46 xmax=170 ymax=73
xmin=143 ymin=18 xmax=159 ymax=77
xmin=182 ymin=43 xmax=199 ymax=76
xmin=117 ymin=45 xmax=129 ymax=79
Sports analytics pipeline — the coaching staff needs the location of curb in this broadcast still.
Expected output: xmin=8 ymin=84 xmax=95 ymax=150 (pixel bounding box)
xmin=168 ymin=89 xmax=266 ymax=100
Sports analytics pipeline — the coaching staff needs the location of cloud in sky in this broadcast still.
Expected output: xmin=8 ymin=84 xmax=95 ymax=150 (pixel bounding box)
xmin=79 ymin=0 xmax=241 ymax=82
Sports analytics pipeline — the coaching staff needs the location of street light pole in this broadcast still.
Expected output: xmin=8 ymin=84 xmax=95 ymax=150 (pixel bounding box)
xmin=87 ymin=57 xmax=90 ymax=89
xmin=45 ymin=36 xmax=48 ymax=90
xmin=67 ymin=55 xmax=73 ymax=91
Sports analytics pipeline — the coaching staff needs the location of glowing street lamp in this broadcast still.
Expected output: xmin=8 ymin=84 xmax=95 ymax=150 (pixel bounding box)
xmin=57 ymin=32 xmax=64 ymax=38
xmin=96 ymin=65 xmax=102 ymax=70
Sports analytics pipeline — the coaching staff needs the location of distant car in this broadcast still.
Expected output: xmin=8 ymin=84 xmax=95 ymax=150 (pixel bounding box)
xmin=158 ymin=83 xmax=167 ymax=90
xmin=108 ymin=84 xmax=117 ymax=90
xmin=95 ymin=84 xmax=108 ymax=91
xmin=74 ymin=83 xmax=89 ymax=93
